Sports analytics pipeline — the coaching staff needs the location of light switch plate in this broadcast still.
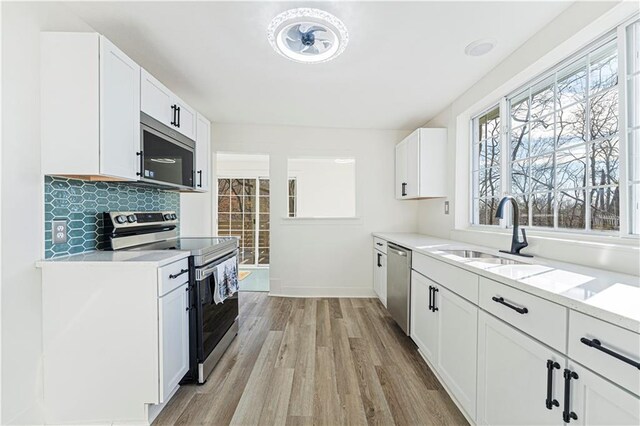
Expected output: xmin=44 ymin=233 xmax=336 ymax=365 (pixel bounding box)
xmin=52 ymin=220 xmax=68 ymax=244
xmin=444 ymin=201 xmax=450 ymax=215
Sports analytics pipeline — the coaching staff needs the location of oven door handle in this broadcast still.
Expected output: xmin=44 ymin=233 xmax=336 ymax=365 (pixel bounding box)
xmin=195 ymin=251 xmax=237 ymax=281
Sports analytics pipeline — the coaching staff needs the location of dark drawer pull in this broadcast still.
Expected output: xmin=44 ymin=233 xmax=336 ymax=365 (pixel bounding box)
xmin=580 ymin=337 xmax=640 ymax=370
xmin=562 ymin=369 xmax=578 ymax=423
xmin=376 ymin=242 xmax=383 ymax=247
xmin=169 ymin=268 xmax=189 ymax=279
xmin=545 ymin=360 xmax=560 ymax=410
xmin=492 ymin=296 xmax=528 ymax=314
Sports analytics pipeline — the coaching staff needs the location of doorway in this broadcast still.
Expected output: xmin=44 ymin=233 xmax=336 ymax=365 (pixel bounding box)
xmin=216 ymin=154 xmax=270 ymax=292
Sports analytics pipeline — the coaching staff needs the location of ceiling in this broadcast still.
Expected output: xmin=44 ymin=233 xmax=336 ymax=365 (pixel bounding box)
xmin=64 ymin=1 xmax=573 ymax=130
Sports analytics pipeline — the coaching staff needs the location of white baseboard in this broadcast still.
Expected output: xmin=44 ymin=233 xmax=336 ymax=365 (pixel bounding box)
xmin=145 ymin=384 xmax=180 ymax=425
xmin=268 ymin=286 xmax=376 ymax=298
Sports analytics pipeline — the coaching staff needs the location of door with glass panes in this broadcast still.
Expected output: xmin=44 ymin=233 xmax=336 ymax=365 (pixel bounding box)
xmin=217 ymin=178 xmax=270 ymax=265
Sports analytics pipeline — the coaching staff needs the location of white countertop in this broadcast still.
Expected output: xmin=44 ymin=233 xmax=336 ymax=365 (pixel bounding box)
xmin=373 ymin=232 xmax=640 ymax=333
xmin=36 ymin=250 xmax=189 ymax=268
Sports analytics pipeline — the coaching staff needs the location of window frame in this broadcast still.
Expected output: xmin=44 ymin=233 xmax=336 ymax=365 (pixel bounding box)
xmin=468 ymin=19 xmax=639 ymax=238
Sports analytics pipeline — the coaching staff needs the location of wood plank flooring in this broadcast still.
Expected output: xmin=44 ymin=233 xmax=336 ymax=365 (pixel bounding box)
xmin=153 ymin=293 xmax=468 ymax=426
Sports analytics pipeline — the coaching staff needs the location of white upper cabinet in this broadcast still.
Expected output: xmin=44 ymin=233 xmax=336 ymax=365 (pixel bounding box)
xmin=395 ymin=128 xmax=447 ymax=199
xmin=99 ymin=37 xmax=141 ymax=180
xmin=194 ymin=113 xmax=211 ymax=192
xmin=141 ymin=68 xmax=197 ymax=140
xmin=41 ymin=33 xmax=140 ymax=180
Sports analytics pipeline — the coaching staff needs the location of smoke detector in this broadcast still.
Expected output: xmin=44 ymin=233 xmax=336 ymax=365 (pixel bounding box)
xmin=464 ymin=39 xmax=496 ymax=57
xmin=267 ymin=8 xmax=349 ymax=64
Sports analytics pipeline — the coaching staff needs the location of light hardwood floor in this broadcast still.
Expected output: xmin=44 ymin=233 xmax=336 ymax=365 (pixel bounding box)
xmin=153 ymin=293 xmax=468 ymax=426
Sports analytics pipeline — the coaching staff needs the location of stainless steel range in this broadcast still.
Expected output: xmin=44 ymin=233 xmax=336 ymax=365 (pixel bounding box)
xmin=103 ymin=211 xmax=239 ymax=384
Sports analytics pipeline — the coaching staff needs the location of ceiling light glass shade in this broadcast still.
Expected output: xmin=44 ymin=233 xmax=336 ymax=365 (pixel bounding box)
xmin=464 ymin=39 xmax=496 ymax=57
xmin=267 ymin=8 xmax=349 ymax=64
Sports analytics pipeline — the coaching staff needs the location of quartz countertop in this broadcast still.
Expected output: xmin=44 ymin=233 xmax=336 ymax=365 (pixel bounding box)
xmin=36 ymin=250 xmax=189 ymax=268
xmin=373 ymin=232 xmax=640 ymax=333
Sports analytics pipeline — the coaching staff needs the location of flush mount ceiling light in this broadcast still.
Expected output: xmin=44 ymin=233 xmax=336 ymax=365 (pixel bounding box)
xmin=267 ymin=8 xmax=349 ymax=64
xmin=464 ymin=39 xmax=496 ymax=57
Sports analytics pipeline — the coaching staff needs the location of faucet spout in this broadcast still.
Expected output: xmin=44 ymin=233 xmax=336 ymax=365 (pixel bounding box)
xmin=495 ymin=196 xmax=533 ymax=258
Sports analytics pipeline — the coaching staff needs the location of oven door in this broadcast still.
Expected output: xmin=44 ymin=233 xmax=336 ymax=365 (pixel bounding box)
xmin=194 ymin=252 xmax=239 ymax=368
xmin=140 ymin=114 xmax=195 ymax=189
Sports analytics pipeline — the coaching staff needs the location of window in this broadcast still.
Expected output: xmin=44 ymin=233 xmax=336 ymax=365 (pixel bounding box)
xmin=626 ymin=20 xmax=640 ymax=234
xmin=508 ymin=40 xmax=620 ymax=232
xmin=471 ymin=106 xmax=501 ymax=225
xmin=469 ymin=19 xmax=640 ymax=236
xmin=217 ymin=178 xmax=270 ymax=265
xmin=287 ymin=157 xmax=356 ymax=218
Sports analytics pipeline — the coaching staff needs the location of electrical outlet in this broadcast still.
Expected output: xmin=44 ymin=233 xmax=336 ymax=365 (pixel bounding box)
xmin=444 ymin=201 xmax=450 ymax=215
xmin=52 ymin=220 xmax=68 ymax=244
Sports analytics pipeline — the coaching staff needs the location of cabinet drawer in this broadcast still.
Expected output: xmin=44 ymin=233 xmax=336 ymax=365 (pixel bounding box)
xmin=568 ymin=310 xmax=640 ymax=396
xmin=373 ymin=237 xmax=387 ymax=254
xmin=412 ymin=253 xmax=478 ymax=303
xmin=479 ymin=277 xmax=567 ymax=352
xmin=158 ymin=258 xmax=189 ymax=296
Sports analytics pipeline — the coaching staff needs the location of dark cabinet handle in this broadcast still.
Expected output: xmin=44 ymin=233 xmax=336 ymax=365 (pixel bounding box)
xmin=377 ymin=253 xmax=382 ymax=268
xmin=376 ymin=242 xmax=383 ymax=247
xmin=545 ymin=360 xmax=560 ymax=410
xmin=136 ymin=151 xmax=144 ymax=177
xmin=562 ymin=369 xmax=579 ymax=423
xmin=401 ymin=182 xmax=407 ymax=196
xmin=580 ymin=337 xmax=640 ymax=370
xmin=428 ymin=285 xmax=433 ymax=311
xmin=176 ymin=106 xmax=181 ymax=128
xmin=432 ymin=287 xmax=439 ymax=312
xmin=169 ymin=268 xmax=189 ymax=279
xmin=197 ymin=170 xmax=203 ymax=188
xmin=492 ymin=296 xmax=528 ymax=314
xmin=171 ymin=104 xmax=177 ymax=126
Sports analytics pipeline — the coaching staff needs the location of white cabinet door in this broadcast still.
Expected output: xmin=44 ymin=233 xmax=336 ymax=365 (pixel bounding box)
xmin=410 ymin=271 xmax=438 ymax=364
xmin=194 ymin=113 xmax=211 ymax=191
xmin=173 ymin=97 xmax=197 ymax=140
xmin=567 ymin=361 xmax=640 ymax=426
xmin=159 ymin=283 xmax=189 ymax=402
xmin=99 ymin=36 xmax=140 ymax=180
xmin=373 ymin=249 xmax=387 ymax=307
xmin=477 ymin=311 xmax=564 ymax=426
xmin=436 ymin=286 xmax=478 ymax=419
xmin=404 ymin=130 xmax=420 ymax=198
xmin=141 ymin=68 xmax=173 ymax=126
xmin=395 ymin=139 xmax=407 ymax=199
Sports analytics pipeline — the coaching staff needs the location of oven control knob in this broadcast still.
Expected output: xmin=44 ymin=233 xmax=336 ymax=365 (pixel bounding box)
xmin=115 ymin=215 xmax=127 ymax=224
xmin=163 ymin=213 xmax=172 ymax=221
xmin=170 ymin=213 xmax=177 ymax=220
xmin=127 ymin=214 xmax=137 ymax=223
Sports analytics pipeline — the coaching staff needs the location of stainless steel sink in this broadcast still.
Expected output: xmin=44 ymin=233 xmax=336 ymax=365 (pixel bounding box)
xmin=440 ymin=250 xmax=523 ymax=265
xmin=441 ymin=250 xmax=497 ymax=259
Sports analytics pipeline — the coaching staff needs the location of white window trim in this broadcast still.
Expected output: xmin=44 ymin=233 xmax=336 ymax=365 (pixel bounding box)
xmin=459 ymin=6 xmax=640 ymax=245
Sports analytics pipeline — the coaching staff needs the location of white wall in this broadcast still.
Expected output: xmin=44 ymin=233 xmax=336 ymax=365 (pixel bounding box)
xmin=288 ymin=158 xmax=356 ymax=218
xmin=417 ymin=1 xmax=640 ymax=276
xmin=211 ymin=123 xmax=416 ymax=297
xmin=1 ymin=2 xmax=94 ymax=423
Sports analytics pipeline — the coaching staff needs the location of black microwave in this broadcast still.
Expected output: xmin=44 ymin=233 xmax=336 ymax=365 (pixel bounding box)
xmin=139 ymin=112 xmax=195 ymax=190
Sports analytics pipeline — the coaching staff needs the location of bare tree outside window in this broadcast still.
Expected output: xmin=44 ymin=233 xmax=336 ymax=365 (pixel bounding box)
xmin=506 ymin=40 xmax=620 ymax=232
xmin=472 ymin=106 xmax=501 ymax=225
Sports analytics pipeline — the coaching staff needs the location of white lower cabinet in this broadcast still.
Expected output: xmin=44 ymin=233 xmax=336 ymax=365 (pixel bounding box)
xmin=567 ymin=361 xmax=640 ymax=425
xmin=410 ymin=271 xmax=439 ymax=363
xmin=436 ymin=285 xmax=478 ymax=419
xmin=477 ymin=310 xmax=565 ymax=425
xmin=373 ymin=248 xmax=387 ymax=307
xmin=159 ymin=282 xmax=190 ymax=402
xmin=410 ymin=271 xmax=477 ymax=418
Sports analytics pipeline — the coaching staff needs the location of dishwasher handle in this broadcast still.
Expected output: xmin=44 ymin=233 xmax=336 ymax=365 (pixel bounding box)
xmin=388 ymin=243 xmax=410 ymax=257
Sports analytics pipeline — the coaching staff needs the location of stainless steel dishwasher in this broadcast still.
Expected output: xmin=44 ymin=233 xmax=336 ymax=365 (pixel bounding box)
xmin=386 ymin=243 xmax=412 ymax=334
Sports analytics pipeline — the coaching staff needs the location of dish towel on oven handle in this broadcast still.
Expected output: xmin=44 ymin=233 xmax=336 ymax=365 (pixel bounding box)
xmin=213 ymin=257 xmax=239 ymax=304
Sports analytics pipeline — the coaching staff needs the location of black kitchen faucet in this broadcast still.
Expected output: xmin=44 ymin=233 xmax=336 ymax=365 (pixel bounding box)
xmin=495 ymin=196 xmax=533 ymax=258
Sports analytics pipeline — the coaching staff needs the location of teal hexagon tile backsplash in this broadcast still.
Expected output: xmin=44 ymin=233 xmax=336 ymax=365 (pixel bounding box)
xmin=44 ymin=176 xmax=180 ymax=258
